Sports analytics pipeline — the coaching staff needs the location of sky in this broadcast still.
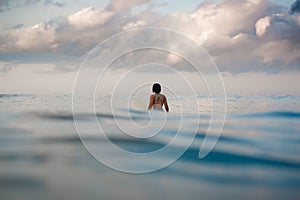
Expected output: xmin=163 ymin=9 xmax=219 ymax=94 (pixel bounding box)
xmin=0 ymin=0 xmax=300 ymax=95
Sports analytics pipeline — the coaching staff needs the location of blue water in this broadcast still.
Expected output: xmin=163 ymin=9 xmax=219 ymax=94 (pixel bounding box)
xmin=0 ymin=94 xmax=300 ymax=200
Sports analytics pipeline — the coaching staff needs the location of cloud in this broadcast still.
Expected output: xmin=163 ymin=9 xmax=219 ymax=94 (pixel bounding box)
xmin=44 ymin=0 xmax=65 ymax=7
xmin=290 ymin=0 xmax=300 ymax=14
xmin=33 ymin=62 xmax=75 ymax=74
xmin=1 ymin=23 xmax=56 ymax=52
xmin=0 ymin=0 xmax=152 ymax=56
xmin=254 ymin=13 xmax=300 ymax=66
xmin=156 ymin=0 xmax=300 ymax=72
xmin=68 ymin=7 xmax=114 ymax=30
xmin=255 ymin=16 xmax=271 ymax=37
xmin=0 ymin=0 xmax=66 ymax=12
xmin=0 ymin=0 xmax=300 ymax=74
xmin=107 ymin=0 xmax=150 ymax=12
xmin=256 ymin=39 xmax=300 ymax=65
xmin=0 ymin=0 xmax=38 ymax=12
xmin=166 ymin=53 xmax=182 ymax=65
xmin=123 ymin=20 xmax=146 ymax=30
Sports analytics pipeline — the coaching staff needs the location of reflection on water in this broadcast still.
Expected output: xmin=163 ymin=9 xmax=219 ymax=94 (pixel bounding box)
xmin=0 ymin=94 xmax=300 ymax=200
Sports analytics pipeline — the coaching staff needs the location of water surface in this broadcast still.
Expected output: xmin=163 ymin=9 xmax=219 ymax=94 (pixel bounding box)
xmin=0 ymin=94 xmax=300 ymax=200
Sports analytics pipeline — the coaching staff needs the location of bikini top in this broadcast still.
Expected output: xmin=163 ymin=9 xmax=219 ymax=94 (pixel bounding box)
xmin=154 ymin=94 xmax=164 ymax=104
xmin=153 ymin=94 xmax=164 ymax=110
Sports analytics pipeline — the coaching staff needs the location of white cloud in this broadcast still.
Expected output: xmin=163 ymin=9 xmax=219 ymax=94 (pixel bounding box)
xmin=108 ymin=0 xmax=150 ymax=12
xmin=2 ymin=23 xmax=56 ymax=52
xmin=166 ymin=0 xmax=272 ymax=42
xmin=123 ymin=20 xmax=146 ymax=30
xmin=166 ymin=53 xmax=182 ymax=65
xmin=255 ymin=16 xmax=271 ymax=37
xmin=68 ymin=7 xmax=114 ymax=30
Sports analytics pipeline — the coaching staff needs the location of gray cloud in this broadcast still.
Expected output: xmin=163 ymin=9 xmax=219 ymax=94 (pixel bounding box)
xmin=290 ymin=0 xmax=300 ymax=14
xmin=0 ymin=0 xmax=40 ymax=12
xmin=44 ymin=0 xmax=66 ymax=7
xmin=0 ymin=0 xmax=65 ymax=12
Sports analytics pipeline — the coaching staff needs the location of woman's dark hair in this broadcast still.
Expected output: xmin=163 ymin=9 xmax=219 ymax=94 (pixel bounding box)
xmin=152 ymin=83 xmax=161 ymax=94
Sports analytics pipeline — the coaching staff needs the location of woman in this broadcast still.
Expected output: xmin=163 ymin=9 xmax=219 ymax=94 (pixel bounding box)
xmin=148 ymin=83 xmax=169 ymax=112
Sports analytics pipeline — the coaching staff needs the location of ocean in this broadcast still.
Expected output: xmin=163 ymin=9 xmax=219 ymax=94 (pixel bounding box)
xmin=0 ymin=94 xmax=300 ymax=200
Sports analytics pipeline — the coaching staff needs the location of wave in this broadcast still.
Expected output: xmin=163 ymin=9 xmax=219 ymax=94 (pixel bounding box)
xmin=33 ymin=112 xmax=149 ymax=121
xmin=0 ymin=94 xmax=19 ymax=99
xmin=6 ymin=133 xmax=296 ymax=169
xmin=236 ymin=111 xmax=300 ymax=118
xmin=0 ymin=94 xmax=31 ymax=98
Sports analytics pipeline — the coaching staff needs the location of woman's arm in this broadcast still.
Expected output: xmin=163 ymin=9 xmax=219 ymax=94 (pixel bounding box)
xmin=163 ymin=96 xmax=169 ymax=112
xmin=148 ymin=95 xmax=154 ymax=110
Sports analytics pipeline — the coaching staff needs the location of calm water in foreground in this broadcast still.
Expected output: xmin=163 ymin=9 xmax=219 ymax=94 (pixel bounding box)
xmin=0 ymin=94 xmax=300 ymax=200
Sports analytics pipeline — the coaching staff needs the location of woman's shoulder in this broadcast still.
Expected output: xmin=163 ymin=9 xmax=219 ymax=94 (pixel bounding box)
xmin=151 ymin=93 xmax=166 ymax=98
xmin=160 ymin=94 xmax=167 ymax=99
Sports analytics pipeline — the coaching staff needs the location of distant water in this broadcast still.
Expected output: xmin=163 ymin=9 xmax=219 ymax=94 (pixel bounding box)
xmin=0 ymin=94 xmax=300 ymax=200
